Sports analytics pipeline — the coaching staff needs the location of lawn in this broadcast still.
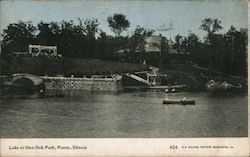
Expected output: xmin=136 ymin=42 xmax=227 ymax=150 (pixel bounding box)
xmin=1 ymin=57 xmax=149 ymax=76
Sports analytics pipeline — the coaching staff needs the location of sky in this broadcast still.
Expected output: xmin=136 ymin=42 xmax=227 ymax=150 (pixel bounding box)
xmin=0 ymin=0 xmax=248 ymax=39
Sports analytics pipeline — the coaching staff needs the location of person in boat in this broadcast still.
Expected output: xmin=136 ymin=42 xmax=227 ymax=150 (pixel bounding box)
xmin=165 ymin=97 xmax=169 ymax=101
xmin=182 ymin=97 xmax=186 ymax=101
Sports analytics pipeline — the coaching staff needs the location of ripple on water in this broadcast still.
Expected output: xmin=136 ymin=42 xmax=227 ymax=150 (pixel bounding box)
xmin=0 ymin=91 xmax=248 ymax=138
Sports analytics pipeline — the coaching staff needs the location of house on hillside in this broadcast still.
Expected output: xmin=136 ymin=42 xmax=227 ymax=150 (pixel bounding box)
xmin=28 ymin=45 xmax=62 ymax=57
xmin=144 ymin=35 xmax=162 ymax=55
xmin=13 ymin=45 xmax=62 ymax=58
xmin=115 ymin=34 xmax=173 ymax=56
xmin=145 ymin=35 xmax=191 ymax=55
xmin=115 ymin=34 xmax=189 ymax=65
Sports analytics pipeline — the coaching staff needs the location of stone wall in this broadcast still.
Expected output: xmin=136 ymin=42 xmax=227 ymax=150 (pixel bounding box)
xmin=43 ymin=76 xmax=123 ymax=92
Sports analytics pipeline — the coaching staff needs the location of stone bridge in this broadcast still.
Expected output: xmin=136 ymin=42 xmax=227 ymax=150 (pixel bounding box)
xmin=11 ymin=73 xmax=44 ymax=86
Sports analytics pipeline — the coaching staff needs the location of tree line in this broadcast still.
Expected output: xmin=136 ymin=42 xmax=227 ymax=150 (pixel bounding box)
xmin=1 ymin=14 xmax=152 ymax=61
xmin=0 ymin=14 xmax=247 ymax=77
xmin=172 ymin=18 xmax=247 ymax=77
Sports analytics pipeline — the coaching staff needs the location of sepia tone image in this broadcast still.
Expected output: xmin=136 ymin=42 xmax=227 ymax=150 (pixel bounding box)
xmin=0 ymin=0 xmax=248 ymax=138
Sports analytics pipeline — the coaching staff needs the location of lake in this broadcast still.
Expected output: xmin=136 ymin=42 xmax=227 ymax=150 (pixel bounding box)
xmin=0 ymin=90 xmax=248 ymax=138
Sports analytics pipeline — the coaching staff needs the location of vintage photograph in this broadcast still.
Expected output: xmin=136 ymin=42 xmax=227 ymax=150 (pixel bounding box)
xmin=0 ymin=0 xmax=248 ymax=139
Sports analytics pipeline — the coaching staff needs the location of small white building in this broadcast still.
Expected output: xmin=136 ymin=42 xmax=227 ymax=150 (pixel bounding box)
xmin=144 ymin=35 xmax=162 ymax=54
xmin=29 ymin=45 xmax=60 ymax=57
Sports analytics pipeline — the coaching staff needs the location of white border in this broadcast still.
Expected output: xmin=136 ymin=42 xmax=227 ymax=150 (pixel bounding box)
xmin=0 ymin=0 xmax=249 ymax=156
xmin=0 ymin=138 xmax=249 ymax=157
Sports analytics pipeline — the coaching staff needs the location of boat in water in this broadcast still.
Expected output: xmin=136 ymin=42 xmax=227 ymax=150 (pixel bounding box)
xmin=206 ymin=80 xmax=242 ymax=93
xmin=163 ymin=98 xmax=195 ymax=105
xmin=165 ymin=88 xmax=179 ymax=93
xmin=164 ymin=84 xmax=188 ymax=93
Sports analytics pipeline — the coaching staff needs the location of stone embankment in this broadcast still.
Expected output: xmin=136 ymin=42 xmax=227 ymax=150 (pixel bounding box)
xmin=43 ymin=75 xmax=123 ymax=93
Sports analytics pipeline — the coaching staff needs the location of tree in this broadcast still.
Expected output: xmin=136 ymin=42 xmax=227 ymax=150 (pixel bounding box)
xmin=186 ymin=33 xmax=199 ymax=47
xmin=0 ymin=21 xmax=37 ymax=76
xmin=1 ymin=21 xmax=36 ymax=57
xmin=173 ymin=34 xmax=185 ymax=52
xmin=130 ymin=25 xmax=154 ymax=49
xmin=107 ymin=13 xmax=130 ymax=36
xmin=58 ymin=20 xmax=81 ymax=57
xmin=129 ymin=25 xmax=154 ymax=63
xmin=200 ymin=18 xmax=223 ymax=71
xmin=37 ymin=21 xmax=60 ymax=45
xmin=83 ymin=18 xmax=99 ymax=39
xmin=185 ymin=33 xmax=202 ymax=63
xmin=200 ymin=18 xmax=223 ymax=43
xmin=98 ymin=30 xmax=108 ymax=40
xmin=185 ymin=33 xmax=200 ymax=54
xmin=223 ymin=26 xmax=247 ymax=76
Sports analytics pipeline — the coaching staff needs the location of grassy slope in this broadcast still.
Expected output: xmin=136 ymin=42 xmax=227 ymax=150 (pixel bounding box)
xmin=160 ymin=63 xmax=247 ymax=89
xmin=2 ymin=57 xmax=148 ymax=76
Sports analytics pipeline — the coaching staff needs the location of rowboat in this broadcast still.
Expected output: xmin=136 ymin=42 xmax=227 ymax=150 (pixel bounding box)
xmin=206 ymin=80 xmax=242 ymax=93
xmin=163 ymin=99 xmax=195 ymax=105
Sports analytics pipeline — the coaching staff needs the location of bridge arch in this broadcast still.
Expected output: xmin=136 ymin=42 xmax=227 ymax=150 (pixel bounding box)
xmin=12 ymin=77 xmax=34 ymax=86
xmin=11 ymin=77 xmax=36 ymax=95
xmin=9 ymin=73 xmax=45 ymax=95
xmin=11 ymin=73 xmax=43 ymax=86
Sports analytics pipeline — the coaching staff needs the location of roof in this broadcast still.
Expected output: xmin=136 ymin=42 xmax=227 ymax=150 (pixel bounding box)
xmin=145 ymin=35 xmax=174 ymax=46
xmin=145 ymin=35 xmax=162 ymax=45
xmin=115 ymin=35 xmax=177 ymax=54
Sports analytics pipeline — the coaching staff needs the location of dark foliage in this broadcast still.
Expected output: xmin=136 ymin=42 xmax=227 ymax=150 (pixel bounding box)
xmin=172 ymin=19 xmax=247 ymax=77
xmin=107 ymin=13 xmax=130 ymax=36
xmin=0 ymin=17 xmax=247 ymax=77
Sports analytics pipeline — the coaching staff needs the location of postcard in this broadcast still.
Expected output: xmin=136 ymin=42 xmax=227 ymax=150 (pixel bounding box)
xmin=0 ymin=0 xmax=249 ymax=156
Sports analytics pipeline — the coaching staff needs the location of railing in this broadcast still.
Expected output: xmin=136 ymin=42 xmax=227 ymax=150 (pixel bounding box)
xmin=42 ymin=75 xmax=122 ymax=81
xmin=125 ymin=73 xmax=151 ymax=85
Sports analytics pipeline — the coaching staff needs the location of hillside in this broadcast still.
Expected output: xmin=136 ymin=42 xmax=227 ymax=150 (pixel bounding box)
xmin=0 ymin=57 xmax=149 ymax=76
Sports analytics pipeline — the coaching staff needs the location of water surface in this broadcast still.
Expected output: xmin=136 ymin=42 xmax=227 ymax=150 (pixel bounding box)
xmin=0 ymin=91 xmax=248 ymax=137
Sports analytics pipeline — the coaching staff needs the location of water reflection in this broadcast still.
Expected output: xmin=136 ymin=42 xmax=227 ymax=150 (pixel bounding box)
xmin=0 ymin=90 xmax=248 ymax=138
